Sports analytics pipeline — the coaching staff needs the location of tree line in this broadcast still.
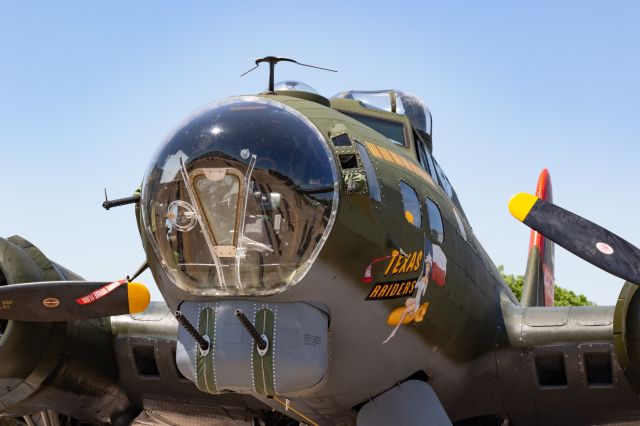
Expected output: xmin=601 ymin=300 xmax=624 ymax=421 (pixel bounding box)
xmin=499 ymin=266 xmax=594 ymax=306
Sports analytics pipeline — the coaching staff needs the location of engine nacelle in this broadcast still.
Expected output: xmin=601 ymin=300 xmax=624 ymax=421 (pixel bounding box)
xmin=613 ymin=281 xmax=640 ymax=393
xmin=0 ymin=236 xmax=132 ymax=422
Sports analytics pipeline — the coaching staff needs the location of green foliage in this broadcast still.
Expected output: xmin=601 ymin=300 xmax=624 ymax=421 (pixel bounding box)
xmin=499 ymin=265 xmax=523 ymax=300
xmin=553 ymin=286 xmax=595 ymax=307
xmin=498 ymin=265 xmax=594 ymax=306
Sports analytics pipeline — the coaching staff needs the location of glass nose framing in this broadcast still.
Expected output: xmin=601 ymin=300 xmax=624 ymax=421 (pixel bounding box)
xmin=177 ymin=155 xmax=276 ymax=291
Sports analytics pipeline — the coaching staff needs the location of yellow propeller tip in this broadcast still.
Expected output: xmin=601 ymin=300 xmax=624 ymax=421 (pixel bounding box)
xmin=508 ymin=193 xmax=539 ymax=222
xmin=127 ymin=282 xmax=151 ymax=314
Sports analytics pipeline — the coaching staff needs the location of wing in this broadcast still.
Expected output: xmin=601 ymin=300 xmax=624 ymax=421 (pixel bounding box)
xmin=0 ymin=236 xmax=290 ymax=425
xmin=503 ymin=189 xmax=640 ymax=424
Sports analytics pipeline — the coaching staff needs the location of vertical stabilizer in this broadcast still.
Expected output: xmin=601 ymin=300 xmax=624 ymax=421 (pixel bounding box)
xmin=521 ymin=169 xmax=555 ymax=306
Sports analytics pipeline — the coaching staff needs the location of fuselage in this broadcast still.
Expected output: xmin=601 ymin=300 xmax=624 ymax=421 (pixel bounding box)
xmin=2 ymin=87 xmax=639 ymax=425
xmin=264 ymin=95 xmax=507 ymax=419
xmin=138 ymin=89 xmax=516 ymax=423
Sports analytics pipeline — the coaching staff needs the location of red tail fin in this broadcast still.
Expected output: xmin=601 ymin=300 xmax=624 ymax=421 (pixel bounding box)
xmin=521 ymin=169 xmax=555 ymax=306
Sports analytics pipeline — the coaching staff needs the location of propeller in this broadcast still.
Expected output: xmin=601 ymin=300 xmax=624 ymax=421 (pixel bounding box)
xmin=509 ymin=193 xmax=640 ymax=285
xmin=0 ymin=279 xmax=150 ymax=321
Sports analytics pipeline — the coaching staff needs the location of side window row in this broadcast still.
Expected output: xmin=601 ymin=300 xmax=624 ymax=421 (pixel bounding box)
xmin=354 ymin=135 xmax=458 ymax=217
xmin=415 ymin=136 xmax=454 ymax=198
xmin=400 ymin=180 xmax=445 ymax=244
xmin=354 ymin=141 xmax=446 ymax=245
xmin=414 ymin=136 xmax=436 ymax=180
xmin=414 ymin=135 xmax=466 ymax=217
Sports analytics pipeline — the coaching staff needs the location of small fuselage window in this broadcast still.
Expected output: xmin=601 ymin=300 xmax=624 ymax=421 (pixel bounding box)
xmin=426 ymin=198 xmax=444 ymax=244
xmin=343 ymin=112 xmax=406 ymax=147
xmin=400 ymin=181 xmax=422 ymax=228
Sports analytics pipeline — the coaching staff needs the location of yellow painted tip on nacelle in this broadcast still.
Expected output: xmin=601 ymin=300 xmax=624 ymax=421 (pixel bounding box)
xmin=508 ymin=193 xmax=539 ymax=222
xmin=127 ymin=282 xmax=151 ymax=314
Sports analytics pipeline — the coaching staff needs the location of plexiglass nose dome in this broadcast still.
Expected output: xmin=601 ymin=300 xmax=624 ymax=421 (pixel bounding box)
xmin=141 ymin=96 xmax=338 ymax=296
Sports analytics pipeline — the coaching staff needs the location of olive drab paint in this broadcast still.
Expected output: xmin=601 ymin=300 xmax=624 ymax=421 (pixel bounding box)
xmin=141 ymin=88 xmax=507 ymax=422
xmin=4 ymin=77 xmax=638 ymax=426
xmin=133 ymin=87 xmax=640 ymax=425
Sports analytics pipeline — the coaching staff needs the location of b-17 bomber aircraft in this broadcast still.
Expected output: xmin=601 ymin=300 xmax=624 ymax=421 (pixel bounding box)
xmin=3 ymin=57 xmax=640 ymax=425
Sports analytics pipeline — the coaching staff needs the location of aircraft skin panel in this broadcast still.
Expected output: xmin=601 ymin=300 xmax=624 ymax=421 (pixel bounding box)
xmin=131 ymin=147 xmax=640 ymax=426
xmin=109 ymin=302 xmax=281 ymax=423
xmin=496 ymin=295 xmax=640 ymax=425
xmin=272 ymin=98 xmax=640 ymax=424
xmin=224 ymin=96 xmax=509 ymax=421
xmin=356 ymin=380 xmax=452 ymax=425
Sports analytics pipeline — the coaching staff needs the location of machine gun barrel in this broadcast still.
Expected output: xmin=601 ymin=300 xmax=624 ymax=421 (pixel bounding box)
xmin=174 ymin=311 xmax=210 ymax=352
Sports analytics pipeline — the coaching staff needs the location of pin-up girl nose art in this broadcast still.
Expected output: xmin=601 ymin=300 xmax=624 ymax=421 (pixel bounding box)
xmin=383 ymin=237 xmax=447 ymax=343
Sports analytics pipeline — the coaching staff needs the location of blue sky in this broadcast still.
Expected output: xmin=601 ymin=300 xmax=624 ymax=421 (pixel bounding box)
xmin=0 ymin=1 xmax=638 ymax=305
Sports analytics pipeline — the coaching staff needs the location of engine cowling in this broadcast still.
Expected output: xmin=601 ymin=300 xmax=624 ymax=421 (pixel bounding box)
xmin=613 ymin=281 xmax=640 ymax=393
xmin=0 ymin=236 xmax=132 ymax=423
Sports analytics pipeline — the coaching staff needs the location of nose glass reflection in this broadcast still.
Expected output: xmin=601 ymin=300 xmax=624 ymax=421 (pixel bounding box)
xmin=142 ymin=97 xmax=338 ymax=296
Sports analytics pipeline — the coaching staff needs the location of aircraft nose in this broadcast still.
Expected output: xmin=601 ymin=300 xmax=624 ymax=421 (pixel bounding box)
xmin=141 ymin=97 xmax=339 ymax=297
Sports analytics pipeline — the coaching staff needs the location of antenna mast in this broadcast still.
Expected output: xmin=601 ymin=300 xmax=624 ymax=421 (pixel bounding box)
xmin=241 ymin=56 xmax=337 ymax=92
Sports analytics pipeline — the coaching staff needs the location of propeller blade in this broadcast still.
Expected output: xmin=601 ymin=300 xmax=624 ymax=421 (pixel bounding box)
xmin=0 ymin=280 xmax=150 ymax=321
xmin=509 ymin=193 xmax=640 ymax=285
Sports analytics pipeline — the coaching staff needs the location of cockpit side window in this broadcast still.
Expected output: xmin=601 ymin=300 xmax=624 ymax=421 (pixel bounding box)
xmin=432 ymin=160 xmax=453 ymax=199
xmin=430 ymin=157 xmax=467 ymax=218
xmin=414 ymin=136 xmax=437 ymax=179
xmin=414 ymin=131 xmax=468 ymax=218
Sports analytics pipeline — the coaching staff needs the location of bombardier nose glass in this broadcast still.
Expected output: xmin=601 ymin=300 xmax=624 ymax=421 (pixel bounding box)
xmin=142 ymin=97 xmax=338 ymax=296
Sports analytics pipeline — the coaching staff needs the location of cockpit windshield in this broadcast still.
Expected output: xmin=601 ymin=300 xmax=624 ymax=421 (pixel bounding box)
xmin=332 ymin=89 xmax=432 ymax=136
xmin=342 ymin=112 xmax=406 ymax=147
